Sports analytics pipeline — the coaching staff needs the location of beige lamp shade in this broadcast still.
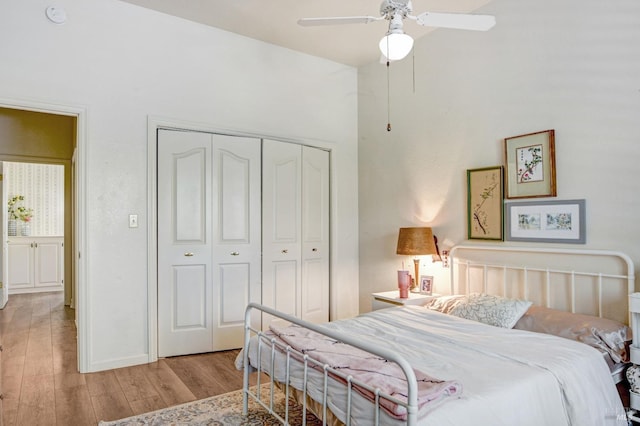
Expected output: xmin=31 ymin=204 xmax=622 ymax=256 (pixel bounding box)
xmin=396 ymin=227 xmax=438 ymax=255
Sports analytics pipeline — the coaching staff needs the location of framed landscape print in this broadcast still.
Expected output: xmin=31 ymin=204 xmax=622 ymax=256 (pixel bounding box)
xmin=504 ymin=129 xmax=556 ymax=199
xmin=467 ymin=166 xmax=504 ymax=240
xmin=505 ymin=199 xmax=586 ymax=243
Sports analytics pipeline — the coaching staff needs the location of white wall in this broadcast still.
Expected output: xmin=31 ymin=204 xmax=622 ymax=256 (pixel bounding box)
xmin=358 ymin=0 xmax=640 ymax=311
xmin=0 ymin=0 xmax=359 ymax=371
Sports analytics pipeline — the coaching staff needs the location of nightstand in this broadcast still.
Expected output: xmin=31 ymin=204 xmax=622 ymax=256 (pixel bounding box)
xmin=627 ymin=293 xmax=640 ymax=423
xmin=371 ymin=290 xmax=439 ymax=311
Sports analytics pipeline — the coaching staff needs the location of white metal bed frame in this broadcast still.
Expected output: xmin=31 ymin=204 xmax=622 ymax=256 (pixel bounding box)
xmin=242 ymin=302 xmax=420 ymax=425
xmin=242 ymin=245 xmax=636 ymax=425
xmin=449 ymin=245 xmax=635 ymax=322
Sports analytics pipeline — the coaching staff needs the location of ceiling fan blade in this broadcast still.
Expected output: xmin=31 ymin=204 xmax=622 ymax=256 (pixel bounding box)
xmin=298 ymin=16 xmax=383 ymax=26
xmin=414 ymin=12 xmax=496 ymax=31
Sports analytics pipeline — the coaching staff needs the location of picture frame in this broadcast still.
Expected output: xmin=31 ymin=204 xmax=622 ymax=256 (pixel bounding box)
xmin=505 ymin=199 xmax=586 ymax=243
xmin=467 ymin=166 xmax=504 ymax=241
xmin=504 ymin=129 xmax=556 ymax=199
xmin=419 ymin=275 xmax=434 ymax=295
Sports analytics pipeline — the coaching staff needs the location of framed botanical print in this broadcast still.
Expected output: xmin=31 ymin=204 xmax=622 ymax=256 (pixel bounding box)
xmin=467 ymin=166 xmax=504 ymax=240
xmin=504 ymin=129 xmax=556 ymax=199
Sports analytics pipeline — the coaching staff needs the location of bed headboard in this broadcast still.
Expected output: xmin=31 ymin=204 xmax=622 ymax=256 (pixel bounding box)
xmin=449 ymin=245 xmax=635 ymax=325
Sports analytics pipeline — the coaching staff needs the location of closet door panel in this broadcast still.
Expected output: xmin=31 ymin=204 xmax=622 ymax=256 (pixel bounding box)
xmin=301 ymin=146 xmax=330 ymax=323
xmin=262 ymin=140 xmax=302 ymax=329
xmin=211 ymin=134 xmax=261 ymax=349
xmin=158 ymin=130 xmax=213 ymax=357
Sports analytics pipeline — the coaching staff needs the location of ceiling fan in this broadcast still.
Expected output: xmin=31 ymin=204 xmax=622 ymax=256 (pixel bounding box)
xmin=298 ymin=0 xmax=496 ymax=61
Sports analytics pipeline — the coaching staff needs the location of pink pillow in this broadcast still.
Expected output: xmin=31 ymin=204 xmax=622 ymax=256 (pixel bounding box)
xmin=514 ymin=305 xmax=631 ymax=363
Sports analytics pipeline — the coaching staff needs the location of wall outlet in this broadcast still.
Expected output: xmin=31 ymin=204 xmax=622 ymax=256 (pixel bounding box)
xmin=441 ymin=250 xmax=450 ymax=268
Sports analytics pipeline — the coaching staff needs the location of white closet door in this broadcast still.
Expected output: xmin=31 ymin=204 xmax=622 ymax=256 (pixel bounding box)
xmin=262 ymin=140 xmax=330 ymax=328
xmin=262 ymin=140 xmax=302 ymax=328
xmin=210 ymin=134 xmax=261 ymax=350
xmin=301 ymin=146 xmax=329 ymax=323
xmin=158 ymin=130 xmax=214 ymax=357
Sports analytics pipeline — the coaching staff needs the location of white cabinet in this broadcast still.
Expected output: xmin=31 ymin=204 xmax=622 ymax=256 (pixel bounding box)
xmin=627 ymin=293 xmax=640 ymax=421
xmin=7 ymin=237 xmax=64 ymax=293
xmin=262 ymin=140 xmax=330 ymax=328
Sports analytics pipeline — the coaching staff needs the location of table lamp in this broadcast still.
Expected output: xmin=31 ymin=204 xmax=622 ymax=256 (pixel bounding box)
xmin=396 ymin=227 xmax=441 ymax=291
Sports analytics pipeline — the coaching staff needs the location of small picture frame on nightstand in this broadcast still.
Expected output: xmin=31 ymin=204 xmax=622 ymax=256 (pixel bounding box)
xmin=419 ymin=275 xmax=433 ymax=295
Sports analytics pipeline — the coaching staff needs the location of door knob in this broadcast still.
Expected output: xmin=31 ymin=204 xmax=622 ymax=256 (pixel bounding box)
xmin=184 ymin=252 xmax=194 ymax=257
xmin=281 ymin=249 xmax=288 ymax=254
xmin=312 ymin=248 xmax=318 ymax=252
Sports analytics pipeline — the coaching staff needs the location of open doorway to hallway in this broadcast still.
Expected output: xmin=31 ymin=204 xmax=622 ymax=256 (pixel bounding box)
xmin=0 ymin=106 xmax=78 ymax=375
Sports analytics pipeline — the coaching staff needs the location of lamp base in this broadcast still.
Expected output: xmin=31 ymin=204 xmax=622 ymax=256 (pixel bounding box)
xmin=411 ymin=258 xmax=420 ymax=291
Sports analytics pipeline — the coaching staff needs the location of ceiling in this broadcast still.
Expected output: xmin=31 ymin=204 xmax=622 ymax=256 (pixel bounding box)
xmin=117 ymin=0 xmax=492 ymax=67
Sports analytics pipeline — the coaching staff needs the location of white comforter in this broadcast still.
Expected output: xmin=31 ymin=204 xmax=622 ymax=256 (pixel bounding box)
xmin=244 ymin=305 xmax=627 ymax=425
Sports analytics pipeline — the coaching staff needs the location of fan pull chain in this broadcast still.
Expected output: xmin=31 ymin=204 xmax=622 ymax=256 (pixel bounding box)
xmin=412 ymin=49 xmax=416 ymax=94
xmin=386 ymin=59 xmax=392 ymax=132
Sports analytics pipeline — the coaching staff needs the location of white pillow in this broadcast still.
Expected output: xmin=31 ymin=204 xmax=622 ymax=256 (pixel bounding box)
xmin=448 ymin=293 xmax=532 ymax=328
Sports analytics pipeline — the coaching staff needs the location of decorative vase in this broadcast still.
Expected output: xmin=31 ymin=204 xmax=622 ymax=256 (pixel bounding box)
xmin=627 ymin=364 xmax=640 ymax=393
xmin=8 ymin=220 xmax=17 ymax=236
xmin=20 ymin=222 xmax=30 ymax=236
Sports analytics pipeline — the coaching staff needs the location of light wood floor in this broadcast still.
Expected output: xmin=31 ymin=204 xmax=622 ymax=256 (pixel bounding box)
xmin=0 ymin=292 xmax=252 ymax=425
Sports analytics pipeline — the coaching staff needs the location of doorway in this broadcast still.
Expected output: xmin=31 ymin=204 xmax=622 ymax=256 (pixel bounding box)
xmin=0 ymin=102 xmax=86 ymax=371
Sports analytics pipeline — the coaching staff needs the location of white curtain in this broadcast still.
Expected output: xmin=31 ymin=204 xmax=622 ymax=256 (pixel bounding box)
xmin=5 ymin=162 xmax=64 ymax=236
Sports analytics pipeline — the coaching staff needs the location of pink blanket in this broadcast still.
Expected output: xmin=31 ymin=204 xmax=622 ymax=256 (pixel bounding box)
xmin=269 ymin=324 xmax=462 ymax=420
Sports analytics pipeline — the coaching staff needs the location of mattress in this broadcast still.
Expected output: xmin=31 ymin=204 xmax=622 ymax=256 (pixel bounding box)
xmin=242 ymin=305 xmax=627 ymax=425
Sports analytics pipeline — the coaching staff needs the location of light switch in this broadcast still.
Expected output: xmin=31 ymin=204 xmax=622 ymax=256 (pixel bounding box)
xmin=129 ymin=214 xmax=138 ymax=228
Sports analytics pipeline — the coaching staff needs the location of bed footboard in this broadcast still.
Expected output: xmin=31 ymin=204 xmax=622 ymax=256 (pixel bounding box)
xmin=241 ymin=302 xmax=419 ymax=426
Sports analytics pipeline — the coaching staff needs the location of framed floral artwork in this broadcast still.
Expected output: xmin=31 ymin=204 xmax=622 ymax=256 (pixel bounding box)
xmin=504 ymin=129 xmax=556 ymax=199
xmin=467 ymin=166 xmax=504 ymax=241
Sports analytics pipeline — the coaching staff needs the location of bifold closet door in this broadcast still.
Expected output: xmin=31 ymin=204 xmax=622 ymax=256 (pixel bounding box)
xmin=262 ymin=140 xmax=329 ymax=329
xmin=300 ymin=146 xmax=330 ymax=324
xmin=157 ymin=129 xmax=261 ymax=357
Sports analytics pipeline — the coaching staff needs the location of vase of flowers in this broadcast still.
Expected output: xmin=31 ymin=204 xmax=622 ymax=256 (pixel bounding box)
xmin=7 ymin=195 xmax=33 ymax=236
xmin=20 ymin=221 xmax=31 ymax=236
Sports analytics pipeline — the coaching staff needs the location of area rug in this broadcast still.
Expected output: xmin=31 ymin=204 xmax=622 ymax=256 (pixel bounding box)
xmin=99 ymin=383 xmax=323 ymax=425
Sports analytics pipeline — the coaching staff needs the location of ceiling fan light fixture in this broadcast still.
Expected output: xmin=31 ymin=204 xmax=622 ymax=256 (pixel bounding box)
xmin=379 ymin=32 xmax=414 ymax=61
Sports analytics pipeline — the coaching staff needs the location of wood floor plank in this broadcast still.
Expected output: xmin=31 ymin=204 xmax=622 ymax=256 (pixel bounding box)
xmin=114 ymin=364 xmax=161 ymax=402
xmin=138 ymin=360 xmax=196 ymax=406
xmin=54 ymin=371 xmax=87 ymax=391
xmin=16 ymin=374 xmax=56 ymax=426
xmin=91 ymin=391 xmax=133 ymax=422
xmin=129 ymin=395 xmax=167 ymax=415
xmin=22 ymin=352 xmax=54 ymax=377
xmin=2 ymin=397 xmax=19 ymax=426
xmin=163 ymin=355 xmax=226 ymax=399
xmin=190 ymin=351 xmax=245 ymax=393
xmin=2 ymin=374 xmax=23 ymax=400
xmin=2 ymin=353 xmax=25 ymax=379
xmin=85 ymin=370 xmax=122 ymax=397
xmin=52 ymin=345 xmax=77 ymax=374
xmin=54 ymin=386 xmax=97 ymax=425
